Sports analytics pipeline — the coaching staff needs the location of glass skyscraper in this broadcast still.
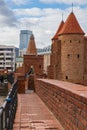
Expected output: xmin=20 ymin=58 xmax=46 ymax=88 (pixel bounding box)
xmin=19 ymin=30 xmax=32 ymax=50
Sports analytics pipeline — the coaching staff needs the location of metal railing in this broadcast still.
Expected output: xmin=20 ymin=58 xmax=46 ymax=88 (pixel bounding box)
xmin=0 ymin=80 xmax=18 ymax=130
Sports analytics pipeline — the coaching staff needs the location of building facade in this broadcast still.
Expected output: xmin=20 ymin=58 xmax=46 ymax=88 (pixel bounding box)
xmin=0 ymin=45 xmax=16 ymax=72
xmin=16 ymin=57 xmax=23 ymax=68
xmin=19 ymin=30 xmax=32 ymax=50
xmin=48 ymin=12 xmax=87 ymax=85
xmin=16 ymin=34 xmax=44 ymax=78
xmin=37 ymin=46 xmax=51 ymax=74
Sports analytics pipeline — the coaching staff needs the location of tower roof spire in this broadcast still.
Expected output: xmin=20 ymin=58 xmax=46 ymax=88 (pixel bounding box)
xmin=26 ymin=34 xmax=37 ymax=55
xmin=52 ymin=20 xmax=64 ymax=40
xmin=72 ymin=3 xmax=73 ymax=13
xmin=58 ymin=12 xmax=85 ymax=35
xmin=62 ymin=13 xmax=63 ymax=21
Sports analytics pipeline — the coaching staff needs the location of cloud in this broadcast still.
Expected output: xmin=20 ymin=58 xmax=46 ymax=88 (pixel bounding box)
xmin=39 ymin=0 xmax=87 ymax=5
xmin=0 ymin=27 xmax=19 ymax=47
xmin=12 ymin=0 xmax=28 ymax=5
xmin=0 ymin=0 xmax=17 ymax=27
xmin=0 ymin=0 xmax=18 ymax=47
xmin=14 ymin=8 xmax=43 ymax=17
xmin=13 ymin=6 xmax=87 ymax=48
xmin=14 ymin=8 xmax=63 ymax=48
xmin=1 ymin=0 xmax=87 ymax=49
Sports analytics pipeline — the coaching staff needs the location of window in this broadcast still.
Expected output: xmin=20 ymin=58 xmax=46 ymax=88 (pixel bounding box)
xmin=77 ymin=54 xmax=80 ymax=59
xmin=70 ymin=40 xmax=72 ymax=43
xmin=66 ymin=76 xmax=68 ymax=80
xmin=67 ymin=54 xmax=70 ymax=58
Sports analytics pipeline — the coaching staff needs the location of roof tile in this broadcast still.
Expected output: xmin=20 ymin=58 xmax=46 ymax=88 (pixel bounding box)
xmin=52 ymin=20 xmax=64 ymax=40
xmin=26 ymin=34 xmax=37 ymax=55
xmin=59 ymin=12 xmax=85 ymax=35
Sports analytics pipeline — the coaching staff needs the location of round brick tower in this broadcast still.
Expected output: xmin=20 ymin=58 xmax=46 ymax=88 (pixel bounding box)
xmin=58 ymin=12 xmax=85 ymax=83
xmin=47 ymin=20 xmax=64 ymax=79
xmin=51 ymin=20 xmax=64 ymax=66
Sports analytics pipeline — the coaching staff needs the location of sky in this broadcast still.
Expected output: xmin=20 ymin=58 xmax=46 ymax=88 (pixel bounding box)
xmin=0 ymin=0 xmax=87 ymax=48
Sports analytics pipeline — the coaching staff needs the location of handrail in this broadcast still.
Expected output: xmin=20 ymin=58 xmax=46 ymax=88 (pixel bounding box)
xmin=0 ymin=80 xmax=18 ymax=130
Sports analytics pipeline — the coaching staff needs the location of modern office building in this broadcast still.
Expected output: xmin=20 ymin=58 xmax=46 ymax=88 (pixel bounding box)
xmin=19 ymin=30 xmax=32 ymax=50
xmin=0 ymin=45 xmax=16 ymax=72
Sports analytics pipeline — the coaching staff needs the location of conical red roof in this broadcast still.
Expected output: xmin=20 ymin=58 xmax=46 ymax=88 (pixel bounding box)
xmin=26 ymin=34 xmax=37 ymax=55
xmin=52 ymin=20 xmax=64 ymax=40
xmin=59 ymin=12 xmax=85 ymax=35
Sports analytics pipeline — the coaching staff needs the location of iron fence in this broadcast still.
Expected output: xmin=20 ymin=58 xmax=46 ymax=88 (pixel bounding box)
xmin=0 ymin=80 xmax=18 ymax=130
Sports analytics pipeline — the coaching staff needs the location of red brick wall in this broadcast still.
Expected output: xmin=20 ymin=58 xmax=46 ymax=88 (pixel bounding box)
xmin=84 ymin=39 xmax=87 ymax=74
xmin=27 ymin=75 xmax=35 ymax=91
xmin=35 ymin=79 xmax=87 ymax=130
xmin=17 ymin=75 xmax=26 ymax=93
xmin=24 ymin=55 xmax=43 ymax=76
xmin=48 ymin=40 xmax=61 ymax=79
xmin=59 ymin=34 xmax=84 ymax=84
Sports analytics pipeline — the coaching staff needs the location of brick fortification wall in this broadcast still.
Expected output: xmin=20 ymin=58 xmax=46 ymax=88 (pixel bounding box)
xmin=59 ymin=34 xmax=84 ymax=84
xmin=35 ymin=79 xmax=87 ymax=130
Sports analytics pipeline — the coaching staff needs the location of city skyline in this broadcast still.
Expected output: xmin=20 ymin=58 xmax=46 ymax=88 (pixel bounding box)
xmin=0 ymin=0 xmax=87 ymax=48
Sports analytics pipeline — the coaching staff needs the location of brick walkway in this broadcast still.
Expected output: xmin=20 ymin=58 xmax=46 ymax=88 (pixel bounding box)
xmin=13 ymin=93 xmax=64 ymax=130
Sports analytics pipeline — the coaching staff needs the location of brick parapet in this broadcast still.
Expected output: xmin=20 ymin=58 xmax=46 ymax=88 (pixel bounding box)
xmin=17 ymin=75 xmax=26 ymax=93
xmin=35 ymin=79 xmax=87 ymax=130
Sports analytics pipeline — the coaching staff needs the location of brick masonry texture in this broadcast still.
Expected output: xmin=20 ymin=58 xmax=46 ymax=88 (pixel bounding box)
xmin=13 ymin=93 xmax=64 ymax=130
xmin=48 ymin=12 xmax=87 ymax=85
xmin=35 ymin=79 xmax=87 ymax=130
xmin=24 ymin=55 xmax=43 ymax=76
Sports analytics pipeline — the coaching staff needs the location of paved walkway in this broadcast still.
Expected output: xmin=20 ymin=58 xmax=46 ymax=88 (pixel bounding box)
xmin=13 ymin=93 xmax=64 ymax=130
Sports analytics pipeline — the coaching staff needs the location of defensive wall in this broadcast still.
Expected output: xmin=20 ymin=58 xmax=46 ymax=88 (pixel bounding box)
xmin=35 ymin=79 xmax=87 ymax=130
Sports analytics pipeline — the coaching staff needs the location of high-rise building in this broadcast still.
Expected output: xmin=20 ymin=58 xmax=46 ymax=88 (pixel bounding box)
xmin=19 ymin=30 xmax=32 ymax=50
xmin=0 ymin=45 xmax=16 ymax=72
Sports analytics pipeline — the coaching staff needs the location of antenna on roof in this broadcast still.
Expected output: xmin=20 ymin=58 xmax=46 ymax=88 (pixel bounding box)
xmin=72 ymin=3 xmax=73 ymax=13
xmin=62 ymin=13 xmax=63 ymax=21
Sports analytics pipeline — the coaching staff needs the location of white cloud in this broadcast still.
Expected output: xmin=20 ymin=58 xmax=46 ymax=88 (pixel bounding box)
xmin=14 ymin=8 xmax=43 ymax=17
xmin=14 ymin=8 xmax=63 ymax=48
xmin=40 ymin=0 xmax=87 ymax=5
xmin=13 ymin=6 xmax=87 ymax=48
xmin=12 ymin=0 xmax=31 ymax=5
xmin=0 ymin=0 xmax=17 ymax=27
xmin=0 ymin=1 xmax=87 ymax=48
xmin=0 ymin=27 xmax=19 ymax=47
xmin=0 ymin=0 xmax=19 ymax=47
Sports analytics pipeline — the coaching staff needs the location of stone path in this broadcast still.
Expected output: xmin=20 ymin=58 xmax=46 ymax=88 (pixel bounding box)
xmin=13 ymin=93 xmax=64 ymax=130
